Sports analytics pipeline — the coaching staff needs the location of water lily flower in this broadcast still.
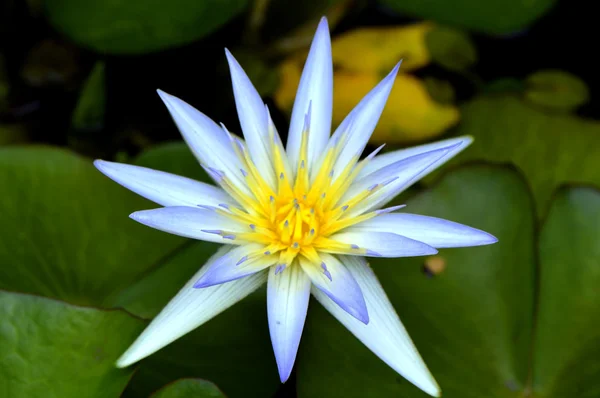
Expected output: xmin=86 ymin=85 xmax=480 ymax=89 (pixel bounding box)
xmin=95 ymin=17 xmax=497 ymax=397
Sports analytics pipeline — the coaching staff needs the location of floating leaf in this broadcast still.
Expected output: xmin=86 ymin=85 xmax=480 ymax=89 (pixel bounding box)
xmin=0 ymin=290 xmax=145 ymax=397
xmin=449 ymin=95 xmax=600 ymax=215
xmin=533 ymin=187 xmax=600 ymax=397
xmin=379 ymin=0 xmax=557 ymax=35
xmin=45 ymin=0 xmax=250 ymax=54
xmin=297 ymin=165 xmax=535 ymax=397
xmin=0 ymin=146 xmax=184 ymax=305
xmin=150 ymin=379 xmax=225 ymax=398
xmin=524 ymin=69 xmax=589 ymax=112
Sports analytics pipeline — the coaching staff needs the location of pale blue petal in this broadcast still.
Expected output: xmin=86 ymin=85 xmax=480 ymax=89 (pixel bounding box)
xmin=343 ymin=143 xmax=461 ymax=217
xmin=351 ymin=213 xmax=498 ymax=248
xmin=117 ymin=246 xmax=267 ymax=367
xmin=287 ymin=17 xmax=333 ymax=174
xmin=94 ymin=160 xmax=234 ymax=208
xmin=225 ymin=49 xmax=275 ymax=188
xmin=156 ymin=90 xmax=248 ymax=193
xmin=328 ymin=63 xmax=401 ymax=180
xmin=312 ymin=255 xmax=440 ymax=397
xmin=129 ymin=206 xmax=248 ymax=244
xmin=300 ymin=254 xmax=368 ymax=324
xmin=358 ymin=136 xmax=473 ymax=179
xmin=194 ymin=244 xmax=275 ymax=288
xmin=328 ymin=231 xmax=438 ymax=257
xmin=267 ymin=263 xmax=311 ymax=382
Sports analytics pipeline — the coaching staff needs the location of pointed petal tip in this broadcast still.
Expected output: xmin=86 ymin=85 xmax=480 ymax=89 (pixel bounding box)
xmin=93 ymin=159 xmax=107 ymax=170
xmin=277 ymin=363 xmax=293 ymax=383
xmin=317 ymin=16 xmax=329 ymax=30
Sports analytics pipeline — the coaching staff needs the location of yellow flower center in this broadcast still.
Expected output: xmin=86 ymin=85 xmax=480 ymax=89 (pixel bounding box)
xmin=208 ymin=122 xmax=391 ymax=270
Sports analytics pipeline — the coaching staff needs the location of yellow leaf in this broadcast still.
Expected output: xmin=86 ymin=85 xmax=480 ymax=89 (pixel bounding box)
xmin=331 ymin=23 xmax=434 ymax=73
xmin=333 ymin=71 xmax=459 ymax=143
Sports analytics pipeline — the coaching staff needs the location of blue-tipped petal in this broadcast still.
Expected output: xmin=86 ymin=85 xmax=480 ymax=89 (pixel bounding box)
xmin=267 ymin=263 xmax=311 ymax=382
xmin=225 ymin=49 xmax=275 ymax=188
xmin=351 ymin=213 xmax=498 ymax=248
xmin=311 ymin=255 xmax=440 ymax=397
xmin=287 ymin=17 xmax=333 ymax=174
xmin=129 ymin=206 xmax=247 ymax=244
xmin=358 ymin=136 xmax=473 ymax=180
xmin=343 ymin=143 xmax=461 ymax=217
xmin=328 ymin=231 xmax=438 ymax=258
xmin=194 ymin=244 xmax=275 ymax=288
xmin=156 ymin=90 xmax=249 ymax=194
xmin=328 ymin=62 xmax=401 ymax=179
xmin=94 ymin=160 xmax=234 ymax=208
xmin=300 ymin=254 xmax=369 ymax=324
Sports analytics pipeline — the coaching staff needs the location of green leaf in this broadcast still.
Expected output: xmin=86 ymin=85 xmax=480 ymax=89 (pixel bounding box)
xmin=525 ymin=69 xmax=590 ymax=112
xmin=449 ymin=95 xmax=600 ymax=216
xmin=45 ymin=0 xmax=250 ymax=54
xmin=0 ymin=146 xmax=184 ymax=305
xmin=0 ymin=290 xmax=145 ymax=397
xmin=533 ymin=187 xmax=600 ymax=397
xmin=425 ymin=26 xmax=477 ymax=71
xmin=380 ymin=0 xmax=556 ymax=35
xmin=71 ymin=62 xmax=106 ymax=132
xmin=150 ymin=379 xmax=225 ymax=398
xmin=297 ymin=165 xmax=535 ymax=397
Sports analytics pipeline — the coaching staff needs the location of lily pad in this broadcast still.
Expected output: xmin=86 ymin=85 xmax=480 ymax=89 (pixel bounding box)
xmin=533 ymin=186 xmax=600 ymax=397
xmin=380 ymin=0 xmax=556 ymax=35
xmin=45 ymin=0 xmax=249 ymax=54
xmin=150 ymin=379 xmax=225 ymax=398
xmin=450 ymin=95 xmax=600 ymax=215
xmin=297 ymin=165 xmax=535 ymax=397
xmin=524 ymin=69 xmax=589 ymax=112
xmin=0 ymin=146 xmax=184 ymax=305
xmin=0 ymin=290 xmax=145 ymax=397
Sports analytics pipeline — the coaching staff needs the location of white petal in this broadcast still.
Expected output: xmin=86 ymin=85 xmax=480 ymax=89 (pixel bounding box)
xmin=94 ymin=160 xmax=233 ymax=208
xmin=116 ymin=246 xmax=267 ymax=367
xmin=300 ymin=254 xmax=368 ymax=323
xmin=328 ymin=231 xmax=437 ymax=257
xmin=343 ymin=143 xmax=461 ymax=217
xmin=194 ymin=244 xmax=276 ymax=288
xmin=358 ymin=136 xmax=473 ymax=179
xmin=287 ymin=17 xmax=332 ymax=174
xmin=267 ymin=263 xmax=311 ymax=382
xmin=157 ymin=90 xmax=249 ymax=194
xmin=328 ymin=63 xmax=400 ymax=180
xmin=225 ymin=50 xmax=275 ymax=188
xmin=351 ymin=213 xmax=498 ymax=248
xmin=129 ymin=206 xmax=248 ymax=244
xmin=312 ymin=255 xmax=440 ymax=397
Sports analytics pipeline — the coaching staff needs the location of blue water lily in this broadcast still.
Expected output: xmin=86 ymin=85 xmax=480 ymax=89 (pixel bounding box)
xmin=95 ymin=17 xmax=497 ymax=397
